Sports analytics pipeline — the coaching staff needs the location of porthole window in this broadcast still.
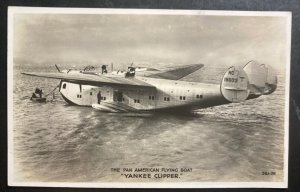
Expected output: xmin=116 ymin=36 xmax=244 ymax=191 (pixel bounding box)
xmin=183 ymin=96 xmax=186 ymax=100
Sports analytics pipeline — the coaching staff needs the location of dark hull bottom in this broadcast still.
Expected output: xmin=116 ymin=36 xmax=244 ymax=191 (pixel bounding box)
xmin=61 ymin=94 xmax=77 ymax=105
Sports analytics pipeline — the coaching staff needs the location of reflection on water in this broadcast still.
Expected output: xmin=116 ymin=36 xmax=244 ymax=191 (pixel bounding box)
xmin=12 ymin=66 xmax=286 ymax=182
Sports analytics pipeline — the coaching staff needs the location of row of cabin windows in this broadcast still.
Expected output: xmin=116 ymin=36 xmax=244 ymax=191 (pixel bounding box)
xmin=68 ymin=85 xmax=204 ymax=101
xmin=179 ymin=96 xmax=186 ymax=100
xmin=76 ymin=95 xmax=203 ymax=101
xmin=179 ymin=95 xmax=203 ymax=100
xmin=77 ymin=94 xmax=106 ymax=100
xmin=149 ymin=96 xmax=155 ymax=100
xmin=196 ymin=94 xmax=203 ymax=99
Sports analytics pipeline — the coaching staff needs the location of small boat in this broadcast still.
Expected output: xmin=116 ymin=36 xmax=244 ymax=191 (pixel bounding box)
xmin=30 ymin=97 xmax=46 ymax=103
xmin=30 ymin=88 xmax=46 ymax=103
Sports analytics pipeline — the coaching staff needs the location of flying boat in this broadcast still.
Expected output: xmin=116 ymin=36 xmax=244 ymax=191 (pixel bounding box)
xmin=21 ymin=60 xmax=277 ymax=113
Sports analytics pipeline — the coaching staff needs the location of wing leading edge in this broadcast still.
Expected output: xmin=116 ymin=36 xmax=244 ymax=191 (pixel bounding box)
xmin=22 ymin=64 xmax=203 ymax=86
xmin=21 ymin=72 xmax=155 ymax=88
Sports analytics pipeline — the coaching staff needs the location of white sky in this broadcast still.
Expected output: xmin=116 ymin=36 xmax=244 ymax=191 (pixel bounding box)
xmin=13 ymin=13 xmax=289 ymax=72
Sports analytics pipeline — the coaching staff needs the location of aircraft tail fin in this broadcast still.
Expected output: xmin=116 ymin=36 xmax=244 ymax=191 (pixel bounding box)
xmin=243 ymin=60 xmax=277 ymax=96
xmin=220 ymin=61 xmax=278 ymax=103
xmin=220 ymin=66 xmax=250 ymax=103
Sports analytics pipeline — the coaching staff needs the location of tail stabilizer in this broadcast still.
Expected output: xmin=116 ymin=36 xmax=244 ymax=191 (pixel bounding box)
xmin=220 ymin=66 xmax=250 ymax=103
xmin=243 ymin=60 xmax=277 ymax=96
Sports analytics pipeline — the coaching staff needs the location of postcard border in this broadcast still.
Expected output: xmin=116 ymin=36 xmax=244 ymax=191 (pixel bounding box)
xmin=7 ymin=6 xmax=292 ymax=188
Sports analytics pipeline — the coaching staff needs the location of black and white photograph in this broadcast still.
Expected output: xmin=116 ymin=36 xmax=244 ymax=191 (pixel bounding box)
xmin=7 ymin=7 xmax=291 ymax=188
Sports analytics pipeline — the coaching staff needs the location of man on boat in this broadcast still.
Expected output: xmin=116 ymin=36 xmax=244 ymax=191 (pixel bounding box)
xmin=37 ymin=88 xmax=43 ymax=98
xmin=31 ymin=92 xmax=38 ymax=100
xmin=30 ymin=88 xmax=45 ymax=102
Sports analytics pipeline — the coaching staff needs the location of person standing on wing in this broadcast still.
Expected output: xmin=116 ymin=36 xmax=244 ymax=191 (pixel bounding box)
xmin=101 ymin=65 xmax=107 ymax=74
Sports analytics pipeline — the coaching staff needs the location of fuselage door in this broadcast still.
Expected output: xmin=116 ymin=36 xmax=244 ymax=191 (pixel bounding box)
xmin=113 ymin=90 xmax=123 ymax=102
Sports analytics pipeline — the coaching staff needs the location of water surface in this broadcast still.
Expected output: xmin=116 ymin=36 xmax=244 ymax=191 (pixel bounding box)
xmin=12 ymin=65 xmax=286 ymax=183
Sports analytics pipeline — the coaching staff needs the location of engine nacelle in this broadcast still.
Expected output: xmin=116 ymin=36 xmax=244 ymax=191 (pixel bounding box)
xmin=220 ymin=66 xmax=250 ymax=103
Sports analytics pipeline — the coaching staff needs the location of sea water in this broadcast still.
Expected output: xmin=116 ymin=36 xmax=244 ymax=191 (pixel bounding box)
xmin=11 ymin=65 xmax=286 ymax=182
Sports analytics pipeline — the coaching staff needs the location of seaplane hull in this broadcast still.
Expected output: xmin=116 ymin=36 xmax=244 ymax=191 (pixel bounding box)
xmin=59 ymin=78 xmax=227 ymax=112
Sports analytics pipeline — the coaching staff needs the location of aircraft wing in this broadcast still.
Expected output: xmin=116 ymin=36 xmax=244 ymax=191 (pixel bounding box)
xmin=21 ymin=72 xmax=155 ymax=88
xmin=136 ymin=64 xmax=204 ymax=80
